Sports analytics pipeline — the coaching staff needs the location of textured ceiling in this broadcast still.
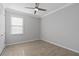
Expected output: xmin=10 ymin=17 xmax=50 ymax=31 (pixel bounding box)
xmin=3 ymin=3 xmax=70 ymax=17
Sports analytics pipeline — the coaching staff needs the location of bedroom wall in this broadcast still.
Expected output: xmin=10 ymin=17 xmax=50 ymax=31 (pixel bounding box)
xmin=41 ymin=4 xmax=79 ymax=52
xmin=5 ymin=9 xmax=40 ymax=45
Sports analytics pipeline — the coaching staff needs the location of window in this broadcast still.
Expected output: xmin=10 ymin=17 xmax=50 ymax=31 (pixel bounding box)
xmin=11 ymin=17 xmax=23 ymax=34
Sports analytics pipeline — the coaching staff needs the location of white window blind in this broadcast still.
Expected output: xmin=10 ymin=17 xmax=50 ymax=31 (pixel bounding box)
xmin=11 ymin=17 xmax=23 ymax=34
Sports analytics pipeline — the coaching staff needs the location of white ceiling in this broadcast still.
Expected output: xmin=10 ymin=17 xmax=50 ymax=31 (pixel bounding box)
xmin=3 ymin=3 xmax=70 ymax=17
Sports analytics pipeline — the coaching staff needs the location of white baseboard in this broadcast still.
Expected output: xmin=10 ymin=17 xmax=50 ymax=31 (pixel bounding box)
xmin=6 ymin=39 xmax=39 ymax=46
xmin=42 ymin=39 xmax=79 ymax=54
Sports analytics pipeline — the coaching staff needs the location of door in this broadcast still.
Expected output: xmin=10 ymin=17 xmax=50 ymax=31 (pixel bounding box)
xmin=0 ymin=3 xmax=5 ymax=54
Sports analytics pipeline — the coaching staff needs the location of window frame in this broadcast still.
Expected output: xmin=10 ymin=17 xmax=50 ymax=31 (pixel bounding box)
xmin=10 ymin=16 xmax=23 ymax=34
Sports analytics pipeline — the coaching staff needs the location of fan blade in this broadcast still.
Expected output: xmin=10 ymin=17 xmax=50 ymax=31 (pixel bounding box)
xmin=38 ymin=8 xmax=46 ymax=11
xmin=35 ymin=3 xmax=39 ymax=8
xmin=34 ymin=10 xmax=37 ymax=14
xmin=25 ymin=7 xmax=35 ymax=9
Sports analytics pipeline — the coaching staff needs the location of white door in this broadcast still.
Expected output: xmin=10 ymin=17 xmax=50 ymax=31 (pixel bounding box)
xmin=0 ymin=4 xmax=5 ymax=54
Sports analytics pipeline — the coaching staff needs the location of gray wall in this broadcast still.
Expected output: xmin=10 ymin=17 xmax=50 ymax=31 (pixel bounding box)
xmin=41 ymin=4 xmax=79 ymax=52
xmin=5 ymin=9 xmax=40 ymax=45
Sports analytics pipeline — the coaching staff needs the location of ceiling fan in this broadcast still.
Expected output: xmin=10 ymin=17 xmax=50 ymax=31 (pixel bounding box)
xmin=25 ymin=3 xmax=47 ymax=15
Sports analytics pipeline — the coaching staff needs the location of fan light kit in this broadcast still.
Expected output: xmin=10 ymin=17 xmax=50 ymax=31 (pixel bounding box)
xmin=35 ymin=8 xmax=38 ymax=11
